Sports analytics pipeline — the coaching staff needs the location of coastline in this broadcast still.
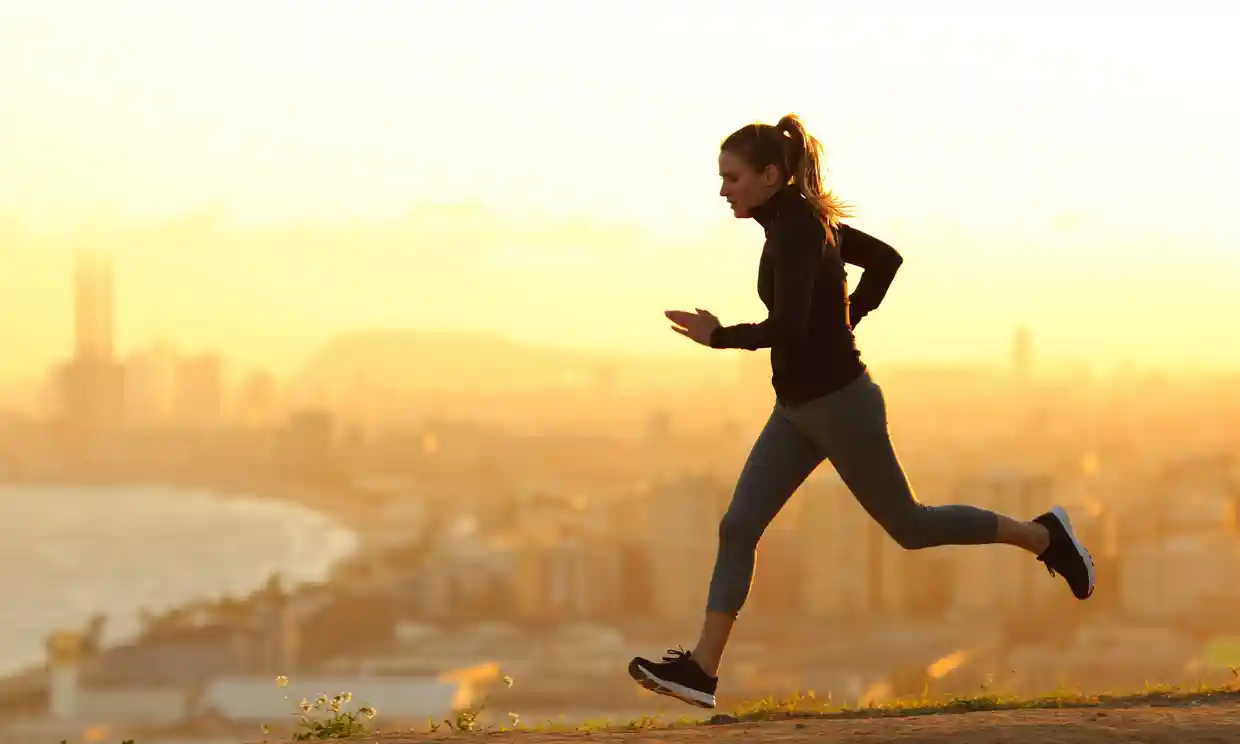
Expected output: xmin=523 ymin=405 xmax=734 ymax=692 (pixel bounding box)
xmin=0 ymin=474 xmax=366 ymax=702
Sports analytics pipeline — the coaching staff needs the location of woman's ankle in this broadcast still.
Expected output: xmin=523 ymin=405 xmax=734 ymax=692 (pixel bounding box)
xmin=994 ymin=515 xmax=1050 ymax=555
xmin=1026 ymin=520 xmax=1051 ymax=555
xmin=690 ymin=651 xmax=720 ymax=678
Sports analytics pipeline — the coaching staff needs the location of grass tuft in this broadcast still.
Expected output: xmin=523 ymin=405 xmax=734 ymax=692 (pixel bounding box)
xmin=201 ymin=674 xmax=1240 ymax=741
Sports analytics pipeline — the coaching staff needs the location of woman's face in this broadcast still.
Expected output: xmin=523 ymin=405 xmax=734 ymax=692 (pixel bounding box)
xmin=718 ymin=149 xmax=782 ymax=219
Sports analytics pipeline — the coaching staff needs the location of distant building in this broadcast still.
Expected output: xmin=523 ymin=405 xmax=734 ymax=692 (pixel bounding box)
xmin=48 ymin=250 xmax=125 ymax=454
xmin=1120 ymin=533 xmax=1240 ymax=621
xmin=800 ymin=475 xmax=887 ymax=619
xmin=121 ymin=341 xmax=179 ymax=430
xmin=174 ymin=354 xmax=226 ymax=430
xmin=276 ymin=409 xmax=336 ymax=476
xmin=49 ymin=356 xmax=124 ymax=455
xmin=945 ymin=468 xmax=1059 ymax=616
xmin=73 ymin=249 xmax=115 ymax=364
xmin=644 ymin=474 xmax=731 ymax=621
xmin=236 ymin=370 xmax=279 ymax=428
xmin=26 ymin=633 xmax=473 ymax=737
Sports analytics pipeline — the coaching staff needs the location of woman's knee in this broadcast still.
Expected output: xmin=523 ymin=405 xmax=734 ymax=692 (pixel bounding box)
xmin=718 ymin=510 xmax=763 ymax=551
xmin=879 ymin=507 xmax=936 ymax=550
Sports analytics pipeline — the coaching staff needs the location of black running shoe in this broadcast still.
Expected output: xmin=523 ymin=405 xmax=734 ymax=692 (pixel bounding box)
xmin=627 ymin=648 xmax=718 ymax=709
xmin=1035 ymin=505 xmax=1095 ymax=599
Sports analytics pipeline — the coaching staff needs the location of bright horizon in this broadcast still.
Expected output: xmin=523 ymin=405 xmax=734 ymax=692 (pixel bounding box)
xmin=3 ymin=1 xmax=1238 ymax=385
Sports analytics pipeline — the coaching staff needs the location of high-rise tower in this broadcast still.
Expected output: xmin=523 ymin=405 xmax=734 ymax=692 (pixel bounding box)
xmin=73 ymin=249 xmax=115 ymax=363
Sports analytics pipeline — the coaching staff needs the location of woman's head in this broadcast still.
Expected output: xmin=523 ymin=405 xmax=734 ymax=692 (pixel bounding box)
xmin=718 ymin=114 xmax=851 ymax=235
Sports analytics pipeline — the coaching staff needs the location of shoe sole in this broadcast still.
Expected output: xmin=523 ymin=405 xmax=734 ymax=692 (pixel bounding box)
xmin=627 ymin=658 xmax=716 ymax=709
xmin=1050 ymin=504 xmax=1095 ymax=599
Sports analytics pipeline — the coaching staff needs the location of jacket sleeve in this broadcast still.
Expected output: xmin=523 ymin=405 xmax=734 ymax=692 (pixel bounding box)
xmin=838 ymin=224 xmax=902 ymax=328
xmin=709 ymin=225 xmax=822 ymax=350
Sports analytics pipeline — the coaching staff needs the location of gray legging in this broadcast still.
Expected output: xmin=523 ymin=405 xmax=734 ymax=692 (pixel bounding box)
xmin=706 ymin=370 xmax=1001 ymax=617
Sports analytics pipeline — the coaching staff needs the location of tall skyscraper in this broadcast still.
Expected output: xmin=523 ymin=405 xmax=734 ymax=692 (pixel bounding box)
xmin=52 ymin=249 xmax=123 ymax=454
xmin=73 ymin=249 xmax=115 ymax=363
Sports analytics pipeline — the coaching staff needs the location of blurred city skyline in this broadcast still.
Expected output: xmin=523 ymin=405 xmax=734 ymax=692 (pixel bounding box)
xmin=4 ymin=1 xmax=1240 ymax=389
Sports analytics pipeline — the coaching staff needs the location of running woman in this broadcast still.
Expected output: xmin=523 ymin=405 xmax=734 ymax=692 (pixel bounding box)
xmin=628 ymin=114 xmax=1095 ymax=710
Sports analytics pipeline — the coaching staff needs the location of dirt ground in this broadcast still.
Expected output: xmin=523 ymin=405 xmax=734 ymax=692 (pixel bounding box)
xmin=301 ymin=698 xmax=1240 ymax=744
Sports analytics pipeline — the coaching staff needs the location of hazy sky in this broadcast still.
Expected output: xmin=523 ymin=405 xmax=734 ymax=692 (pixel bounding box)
xmin=2 ymin=1 xmax=1238 ymax=383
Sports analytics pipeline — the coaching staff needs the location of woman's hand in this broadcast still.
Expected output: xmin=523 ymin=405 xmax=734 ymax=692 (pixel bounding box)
xmin=665 ymin=308 xmax=721 ymax=347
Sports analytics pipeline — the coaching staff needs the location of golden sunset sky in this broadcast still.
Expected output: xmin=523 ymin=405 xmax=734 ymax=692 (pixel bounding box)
xmin=2 ymin=1 xmax=1237 ymax=384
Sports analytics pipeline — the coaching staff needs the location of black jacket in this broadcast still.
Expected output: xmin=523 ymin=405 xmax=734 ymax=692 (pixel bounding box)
xmin=710 ymin=186 xmax=903 ymax=406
